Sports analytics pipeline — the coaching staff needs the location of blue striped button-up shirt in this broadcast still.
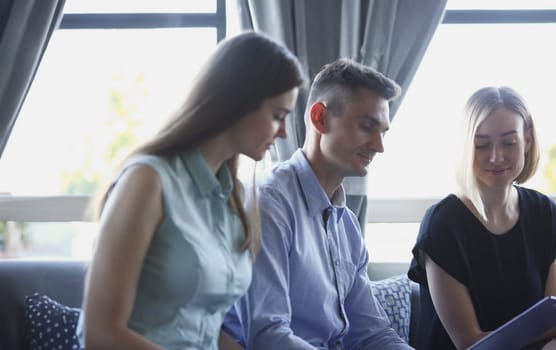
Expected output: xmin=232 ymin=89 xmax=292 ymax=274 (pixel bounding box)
xmin=225 ymin=149 xmax=412 ymax=350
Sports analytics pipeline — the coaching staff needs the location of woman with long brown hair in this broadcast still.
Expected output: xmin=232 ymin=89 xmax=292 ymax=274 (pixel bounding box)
xmin=77 ymin=31 xmax=304 ymax=350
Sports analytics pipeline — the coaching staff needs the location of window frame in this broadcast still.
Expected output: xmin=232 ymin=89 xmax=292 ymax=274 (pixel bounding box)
xmin=60 ymin=0 xmax=226 ymax=40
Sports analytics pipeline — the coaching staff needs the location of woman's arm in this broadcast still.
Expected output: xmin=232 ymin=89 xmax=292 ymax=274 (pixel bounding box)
xmin=543 ymin=260 xmax=556 ymax=340
xmin=529 ymin=260 xmax=556 ymax=347
xmin=82 ymin=165 xmax=164 ymax=350
xmin=545 ymin=260 xmax=556 ymax=296
xmin=425 ymin=254 xmax=489 ymax=350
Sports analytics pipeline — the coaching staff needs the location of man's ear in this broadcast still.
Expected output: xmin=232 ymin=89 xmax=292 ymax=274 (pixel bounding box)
xmin=310 ymin=102 xmax=327 ymax=134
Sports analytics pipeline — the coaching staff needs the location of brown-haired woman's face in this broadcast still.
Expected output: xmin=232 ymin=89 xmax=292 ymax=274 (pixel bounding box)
xmin=473 ymin=108 xmax=532 ymax=189
xmin=231 ymin=87 xmax=299 ymax=161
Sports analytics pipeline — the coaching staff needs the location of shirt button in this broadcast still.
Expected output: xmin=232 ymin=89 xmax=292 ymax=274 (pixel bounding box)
xmin=335 ymin=261 xmax=340 ymax=266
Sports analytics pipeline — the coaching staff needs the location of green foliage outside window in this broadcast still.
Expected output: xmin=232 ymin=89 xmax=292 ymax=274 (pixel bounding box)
xmin=60 ymin=72 xmax=149 ymax=195
xmin=544 ymin=144 xmax=556 ymax=195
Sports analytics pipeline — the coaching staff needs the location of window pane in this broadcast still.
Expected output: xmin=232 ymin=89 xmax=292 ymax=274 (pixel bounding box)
xmin=368 ymin=23 xmax=556 ymax=199
xmin=0 ymin=28 xmax=217 ymax=195
xmin=64 ymin=0 xmax=217 ymax=14
xmin=365 ymin=223 xmax=418 ymax=264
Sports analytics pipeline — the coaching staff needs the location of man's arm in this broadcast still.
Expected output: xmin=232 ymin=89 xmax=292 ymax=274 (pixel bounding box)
xmin=342 ymin=235 xmax=414 ymax=350
xmin=247 ymin=191 xmax=317 ymax=350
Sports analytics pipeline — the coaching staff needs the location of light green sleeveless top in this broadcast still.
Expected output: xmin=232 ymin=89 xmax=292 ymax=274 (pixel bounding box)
xmin=77 ymin=149 xmax=252 ymax=349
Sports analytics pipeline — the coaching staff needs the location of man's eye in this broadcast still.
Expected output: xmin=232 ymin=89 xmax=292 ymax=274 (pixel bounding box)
xmin=274 ymin=114 xmax=286 ymax=122
xmin=475 ymin=144 xmax=489 ymax=149
xmin=360 ymin=123 xmax=373 ymax=131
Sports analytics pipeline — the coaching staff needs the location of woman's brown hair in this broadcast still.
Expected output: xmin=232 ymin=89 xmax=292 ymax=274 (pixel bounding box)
xmin=91 ymin=31 xmax=305 ymax=255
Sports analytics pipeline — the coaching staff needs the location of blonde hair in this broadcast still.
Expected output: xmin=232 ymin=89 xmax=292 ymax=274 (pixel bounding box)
xmin=456 ymin=86 xmax=540 ymax=219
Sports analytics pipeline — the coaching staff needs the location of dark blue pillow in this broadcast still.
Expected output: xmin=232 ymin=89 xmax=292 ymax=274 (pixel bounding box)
xmin=24 ymin=293 xmax=81 ymax=350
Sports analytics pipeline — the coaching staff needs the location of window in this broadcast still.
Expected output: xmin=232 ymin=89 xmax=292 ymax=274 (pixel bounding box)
xmin=0 ymin=1 xmax=227 ymax=196
xmin=0 ymin=0 xmax=229 ymax=258
xmin=366 ymin=1 xmax=556 ymax=263
xmin=3 ymin=0 xmax=555 ymax=262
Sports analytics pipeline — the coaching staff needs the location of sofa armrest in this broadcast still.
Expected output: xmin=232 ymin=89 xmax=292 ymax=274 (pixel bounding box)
xmin=409 ymin=280 xmax=420 ymax=347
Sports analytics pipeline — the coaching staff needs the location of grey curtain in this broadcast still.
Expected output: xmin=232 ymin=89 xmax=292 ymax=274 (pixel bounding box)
xmin=0 ymin=0 xmax=65 ymax=157
xmin=236 ymin=0 xmax=447 ymax=235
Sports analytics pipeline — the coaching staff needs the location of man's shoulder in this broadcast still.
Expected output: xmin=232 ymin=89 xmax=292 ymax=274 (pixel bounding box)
xmin=259 ymin=160 xmax=298 ymax=192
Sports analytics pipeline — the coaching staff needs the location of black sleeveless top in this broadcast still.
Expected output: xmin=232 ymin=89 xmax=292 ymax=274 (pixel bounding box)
xmin=408 ymin=186 xmax=556 ymax=350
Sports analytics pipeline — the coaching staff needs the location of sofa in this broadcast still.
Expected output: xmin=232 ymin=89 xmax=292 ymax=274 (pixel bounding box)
xmin=368 ymin=262 xmax=420 ymax=347
xmin=0 ymin=259 xmax=88 ymax=350
xmin=0 ymin=259 xmax=419 ymax=349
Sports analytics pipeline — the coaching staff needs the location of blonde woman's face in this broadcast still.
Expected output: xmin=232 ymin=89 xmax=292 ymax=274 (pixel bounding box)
xmin=473 ymin=108 xmax=532 ymax=189
xmin=232 ymin=87 xmax=299 ymax=161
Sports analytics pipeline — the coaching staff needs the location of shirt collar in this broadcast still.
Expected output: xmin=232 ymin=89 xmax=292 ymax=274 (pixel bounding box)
xmin=181 ymin=149 xmax=233 ymax=199
xmin=291 ymin=149 xmax=346 ymax=223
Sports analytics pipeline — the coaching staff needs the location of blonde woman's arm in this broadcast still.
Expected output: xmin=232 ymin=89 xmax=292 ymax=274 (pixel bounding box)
xmin=82 ymin=165 xmax=164 ymax=350
xmin=532 ymin=260 xmax=556 ymax=348
xmin=545 ymin=260 xmax=556 ymax=296
xmin=425 ymin=254 xmax=489 ymax=350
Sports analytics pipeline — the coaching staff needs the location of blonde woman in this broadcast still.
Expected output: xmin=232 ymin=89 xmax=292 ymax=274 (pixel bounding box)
xmin=409 ymin=86 xmax=556 ymax=350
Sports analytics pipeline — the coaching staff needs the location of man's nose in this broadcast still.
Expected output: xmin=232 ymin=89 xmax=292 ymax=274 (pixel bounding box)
xmin=275 ymin=119 xmax=287 ymax=139
xmin=369 ymin=131 xmax=385 ymax=153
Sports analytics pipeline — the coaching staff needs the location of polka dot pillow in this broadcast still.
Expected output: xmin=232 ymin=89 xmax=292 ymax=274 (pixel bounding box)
xmin=24 ymin=293 xmax=81 ymax=350
xmin=370 ymin=275 xmax=412 ymax=343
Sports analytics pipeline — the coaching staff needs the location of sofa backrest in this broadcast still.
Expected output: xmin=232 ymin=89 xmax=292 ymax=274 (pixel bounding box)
xmin=0 ymin=260 xmax=88 ymax=350
xmin=0 ymin=259 xmax=419 ymax=349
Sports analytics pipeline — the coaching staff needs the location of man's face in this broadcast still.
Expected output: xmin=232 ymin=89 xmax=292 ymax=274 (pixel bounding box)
xmin=321 ymin=88 xmax=390 ymax=177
